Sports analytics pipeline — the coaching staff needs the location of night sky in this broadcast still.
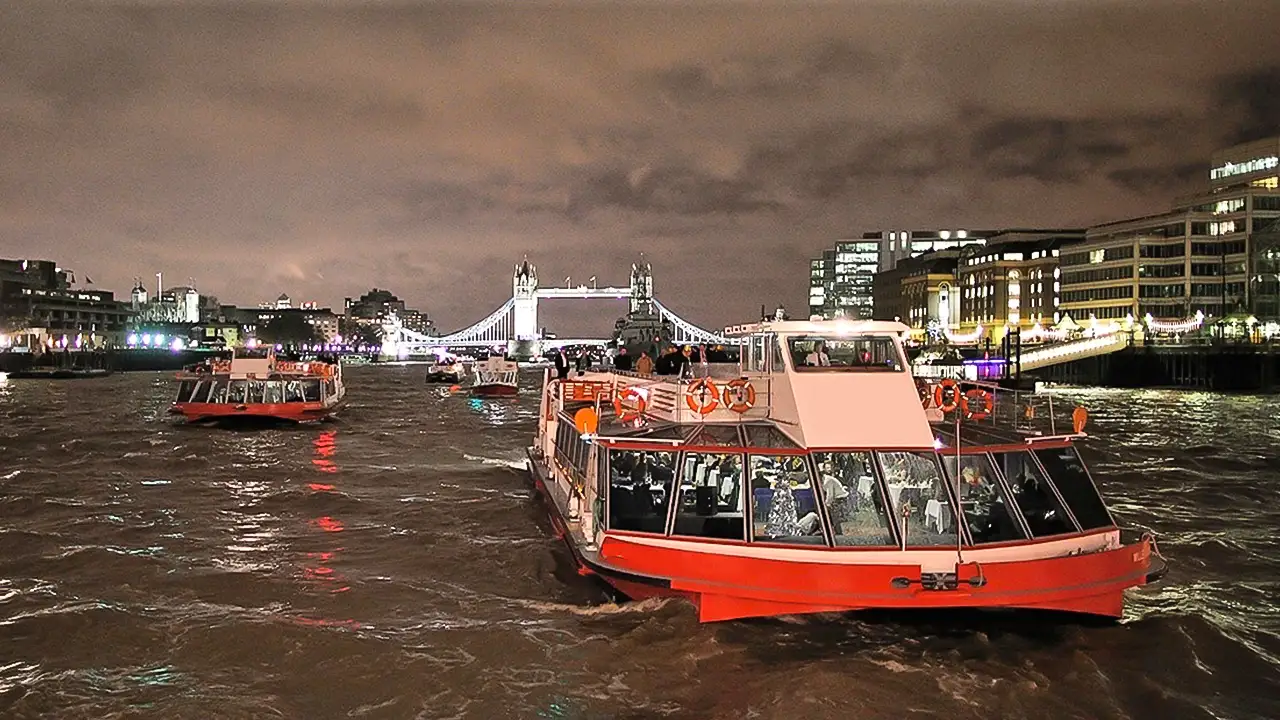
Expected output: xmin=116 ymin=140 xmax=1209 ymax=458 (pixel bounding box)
xmin=2 ymin=2 xmax=1278 ymax=336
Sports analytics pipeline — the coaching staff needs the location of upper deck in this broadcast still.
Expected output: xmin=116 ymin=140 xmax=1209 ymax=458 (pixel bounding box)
xmin=547 ymin=318 xmax=1088 ymax=453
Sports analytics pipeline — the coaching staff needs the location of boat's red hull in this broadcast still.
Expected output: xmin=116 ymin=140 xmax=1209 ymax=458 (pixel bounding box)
xmin=528 ymin=453 xmax=1157 ymax=623
xmin=170 ymin=401 xmax=340 ymax=423
xmin=471 ymin=384 xmax=518 ymax=396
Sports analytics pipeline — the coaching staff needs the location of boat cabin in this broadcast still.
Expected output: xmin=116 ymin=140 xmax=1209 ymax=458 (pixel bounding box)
xmin=537 ymin=320 xmax=1118 ymax=556
xmin=173 ymin=347 xmax=340 ymax=406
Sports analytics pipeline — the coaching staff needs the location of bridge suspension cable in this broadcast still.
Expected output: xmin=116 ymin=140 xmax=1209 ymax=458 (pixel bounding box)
xmin=653 ymin=300 xmax=742 ymax=346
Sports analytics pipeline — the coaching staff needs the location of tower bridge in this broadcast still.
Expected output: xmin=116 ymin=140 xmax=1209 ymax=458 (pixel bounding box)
xmin=381 ymin=258 xmax=741 ymax=357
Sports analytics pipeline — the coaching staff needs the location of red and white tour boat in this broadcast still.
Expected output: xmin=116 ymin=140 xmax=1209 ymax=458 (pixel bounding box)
xmin=468 ymin=355 xmax=519 ymax=397
xmin=170 ymin=347 xmax=346 ymax=423
xmin=527 ymin=319 xmax=1166 ymax=623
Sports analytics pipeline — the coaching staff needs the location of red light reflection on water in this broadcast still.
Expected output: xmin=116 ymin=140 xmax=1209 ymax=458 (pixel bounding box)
xmin=301 ymin=429 xmax=350 ymax=595
xmin=312 ymin=429 xmax=338 ymax=473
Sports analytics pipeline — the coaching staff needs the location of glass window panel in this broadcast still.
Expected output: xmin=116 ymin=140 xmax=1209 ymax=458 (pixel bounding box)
xmin=743 ymin=425 xmax=800 ymax=449
xmin=993 ymin=451 xmax=1077 ymax=537
xmin=246 ymin=381 xmax=265 ymax=403
xmin=264 ymin=381 xmax=284 ymax=404
xmin=1033 ymin=447 xmax=1113 ymax=530
xmin=285 ymin=381 xmax=304 ymax=402
xmin=175 ymin=380 xmax=196 ymax=403
xmin=812 ymin=452 xmax=894 ymax=546
xmin=749 ymin=454 xmax=825 ymax=545
xmin=941 ymin=454 xmax=1027 ymax=544
xmin=685 ymin=425 xmax=742 ymax=447
xmin=303 ymin=379 xmax=322 ymax=402
xmin=671 ymin=453 xmax=745 ymax=540
xmin=208 ymin=380 xmax=229 ymax=403
xmin=788 ymin=335 xmax=904 ymax=372
xmin=228 ymin=380 xmax=247 ymax=404
xmin=877 ymin=451 xmax=959 ymax=546
xmin=607 ymin=450 xmax=675 ymax=534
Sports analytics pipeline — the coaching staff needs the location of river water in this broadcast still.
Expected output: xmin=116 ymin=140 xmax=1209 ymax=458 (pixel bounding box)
xmin=0 ymin=367 xmax=1277 ymax=719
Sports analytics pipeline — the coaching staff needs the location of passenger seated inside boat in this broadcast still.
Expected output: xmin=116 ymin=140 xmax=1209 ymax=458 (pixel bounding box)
xmin=942 ymin=455 xmax=1025 ymax=544
xmin=608 ymin=450 xmax=675 ymax=534
xmin=789 ymin=336 xmax=903 ymax=372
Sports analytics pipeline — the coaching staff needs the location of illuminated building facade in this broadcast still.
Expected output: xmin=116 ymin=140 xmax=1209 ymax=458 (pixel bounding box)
xmin=1061 ymin=136 xmax=1280 ymax=323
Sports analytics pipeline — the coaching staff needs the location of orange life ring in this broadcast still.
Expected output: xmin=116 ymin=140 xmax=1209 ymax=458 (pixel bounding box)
xmin=613 ymin=387 xmax=647 ymax=422
xmin=961 ymin=388 xmax=993 ymax=420
xmin=915 ymin=378 xmax=932 ymax=408
xmin=685 ymin=378 xmax=719 ymax=415
xmin=933 ymin=378 xmax=961 ymax=412
xmin=721 ymin=378 xmax=756 ymax=413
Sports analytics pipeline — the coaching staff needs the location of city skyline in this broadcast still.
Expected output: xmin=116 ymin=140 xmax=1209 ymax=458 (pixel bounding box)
xmin=2 ymin=2 xmax=1278 ymax=336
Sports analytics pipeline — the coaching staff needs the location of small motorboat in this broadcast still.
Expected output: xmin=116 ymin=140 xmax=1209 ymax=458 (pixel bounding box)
xmin=425 ymin=356 xmax=466 ymax=384
xmin=169 ymin=347 xmax=346 ymax=423
xmin=526 ymin=318 xmax=1166 ymax=623
xmin=468 ymin=355 xmax=519 ymax=396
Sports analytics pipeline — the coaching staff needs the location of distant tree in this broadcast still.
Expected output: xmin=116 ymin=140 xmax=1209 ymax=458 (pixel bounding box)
xmin=257 ymin=314 xmax=323 ymax=346
xmin=339 ymin=318 xmax=383 ymax=348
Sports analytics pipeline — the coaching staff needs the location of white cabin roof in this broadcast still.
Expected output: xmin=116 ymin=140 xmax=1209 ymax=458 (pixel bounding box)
xmin=723 ymin=319 xmax=911 ymax=337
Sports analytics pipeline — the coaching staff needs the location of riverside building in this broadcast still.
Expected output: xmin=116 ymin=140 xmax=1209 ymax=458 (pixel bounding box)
xmin=1060 ymin=136 xmax=1280 ymax=324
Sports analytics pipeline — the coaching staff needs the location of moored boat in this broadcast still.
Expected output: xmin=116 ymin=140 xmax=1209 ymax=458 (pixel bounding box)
xmin=169 ymin=347 xmax=346 ymax=423
xmin=468 ymin=355 xmax=519 ymax=396
xmin=526 ymin=318 xmax=1166 ymax=623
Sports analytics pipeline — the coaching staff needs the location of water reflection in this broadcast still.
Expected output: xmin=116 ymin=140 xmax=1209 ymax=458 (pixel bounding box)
xmin=467 ymin=396 xmax=523 ymax=424
xmin=303 ymin=429 xmax=349 ymax=594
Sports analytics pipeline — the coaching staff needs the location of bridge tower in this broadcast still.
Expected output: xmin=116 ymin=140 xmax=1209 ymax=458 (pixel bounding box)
xmin=630 ymin=258 xmax=654 ymax=315
xmin=511 ymin=257 xmax=540 ymax=357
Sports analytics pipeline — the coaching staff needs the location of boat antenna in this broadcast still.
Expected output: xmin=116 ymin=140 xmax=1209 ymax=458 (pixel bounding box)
xmin=955 ymin=392 xmax=964 ymax=565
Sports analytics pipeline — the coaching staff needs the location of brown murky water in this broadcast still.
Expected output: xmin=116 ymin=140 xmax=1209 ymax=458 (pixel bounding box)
xmin=1 ymin=368 xmax=1277 ymax=719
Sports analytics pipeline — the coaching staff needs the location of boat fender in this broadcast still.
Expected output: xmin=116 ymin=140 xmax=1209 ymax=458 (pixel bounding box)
xmin=721 ymin=378 xmax=756 ymax=413
xmin=933 ymin=378 xmax=961 ymax=413
xmin=685 ymin=378 xmax=719 ymax=415
xmin=961 ymin=389 xmax=993 ymax=420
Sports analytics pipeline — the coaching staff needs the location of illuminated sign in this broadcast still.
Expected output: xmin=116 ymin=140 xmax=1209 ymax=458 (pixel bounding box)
xmin=1210 ymin=155 xmax=1279 ymax=180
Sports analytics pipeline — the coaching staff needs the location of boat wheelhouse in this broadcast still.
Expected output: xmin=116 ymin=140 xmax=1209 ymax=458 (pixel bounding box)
xmin=170 ymin=347 xmax=346 ymax=423
xmin=469 ymin=355 xmax=519 ymax=396
xmin=527 ymin=319 xmax=1165 ymax=623
xmin=426 ymin=356 xmax=466 ymax=384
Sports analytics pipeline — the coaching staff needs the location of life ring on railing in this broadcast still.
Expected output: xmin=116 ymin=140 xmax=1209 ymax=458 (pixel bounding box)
xmin=961 ymin=388 xmax=993 ymax=420
xmin=721 ymin=378 xmax=756 ymax=413
xmin=933 ymin=378 xmax=961 ymax=413
xmin=685 ymin=378 xmax=719 ymax=415
xmin=915 ymin=378 xmax=932 ymax=409
xmin=613 ymin=387 xmax=647 ymax=422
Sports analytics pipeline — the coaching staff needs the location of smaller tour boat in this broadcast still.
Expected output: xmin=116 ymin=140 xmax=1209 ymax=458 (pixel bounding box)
xmin=426 ymin=356 xmax=467 ymax=384
xmin=169 ymin=347 xmax=346 ymax=423
xmin=527 ymin=318 xmax=1166 ymax=623
xmin=468 ymin=354 xmax=519 ymax=396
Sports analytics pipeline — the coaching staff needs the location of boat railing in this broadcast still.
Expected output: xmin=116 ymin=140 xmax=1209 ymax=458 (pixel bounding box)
xmin=924 ymin=378 xmax=1089 ymax=438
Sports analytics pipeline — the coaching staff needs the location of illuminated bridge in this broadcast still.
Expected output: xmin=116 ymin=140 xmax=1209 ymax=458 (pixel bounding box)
xmin=382 ymin=258 xmax=740 ymax=357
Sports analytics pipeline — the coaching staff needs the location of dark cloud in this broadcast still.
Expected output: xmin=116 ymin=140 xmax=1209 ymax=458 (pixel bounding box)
xmin=1 ymin=2 xmax=1279 ymax=335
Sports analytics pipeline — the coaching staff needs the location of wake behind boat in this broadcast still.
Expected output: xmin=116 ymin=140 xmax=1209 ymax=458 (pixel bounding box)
xmin=526 ymin=318 xmax=1166 ymax=623
xmin=169 ymin=347 xmax=346 ymax=424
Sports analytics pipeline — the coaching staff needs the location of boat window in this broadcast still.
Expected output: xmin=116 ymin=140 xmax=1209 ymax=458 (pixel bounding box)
xmin=285 ymin=381 xmax=304 ymax=402
xmin=302 ymin=380 xmax=322 ymax=402
xmin=208 ymin=380 xmax=230 ymax=403
xmin=941 ymin=454 xmax=1028 ymax=544
xmin=672 ymin=452 xmax=745 ymax=541
xmin=1033 ymin=447 xmax=1114 ymax=530
xmin=788 ymin=335 xmax=903 ymax=372
xmin=175 ymin=380 xmax=196 ymax=403
xmin=228 ymin=380 xmax=247 ymax=404
xmin=607 ymin=450 xmax=675 ymax=534
xmin=188 ymin=380 xmax=208 ymax=402
xmin=684 ymin=425 xmax=742 ymax=447
xmin=246 ymin=381 xmax=265 ymax=404
xmin=876 ymin=451 xmax=960 ymax=546
xmin=264 ymin=381 xmax=284 ymax=404
xmin=812 ymin=452 xmax=894 ymax=546
xmin=743 ymin=425 xmax=800 ymax=449
xmin=553 ymin=417 xmax=591 ymax=477
xmin=991 ymin=451 xmax=1077 ymax=537
xmin=749 ymin=454 xmax=825 ymax=545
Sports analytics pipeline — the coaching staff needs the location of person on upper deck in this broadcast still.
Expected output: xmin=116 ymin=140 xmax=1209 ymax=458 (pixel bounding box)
xmin=805 ymin=340 xmax=831 ymax=366
xmin=635 ymin=351 xmax=654 ymax=375
xmin=613 ymin=347 xmax=633 ymax=371
xmin=553 ymin=349 xmax=571 ymax=379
